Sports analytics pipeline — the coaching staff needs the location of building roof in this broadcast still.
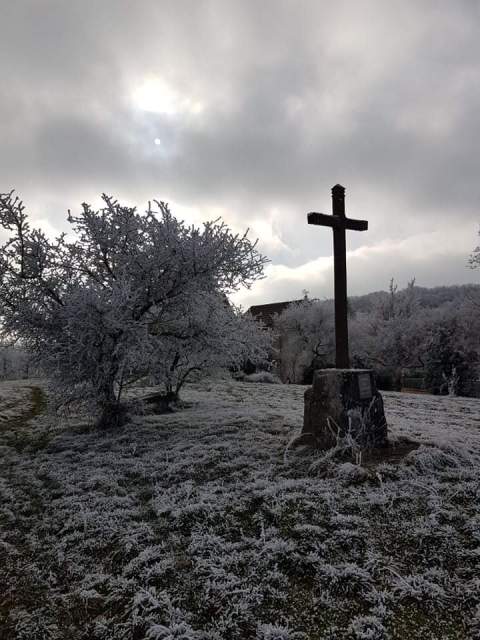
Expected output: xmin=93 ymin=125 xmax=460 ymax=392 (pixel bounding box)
xmin=247 ymin=299 xmax=303 ymax=327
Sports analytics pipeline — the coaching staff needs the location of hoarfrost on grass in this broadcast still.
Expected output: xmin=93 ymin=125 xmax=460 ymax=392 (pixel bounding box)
xmin=1 ymin=379 xmax=480 ymax=638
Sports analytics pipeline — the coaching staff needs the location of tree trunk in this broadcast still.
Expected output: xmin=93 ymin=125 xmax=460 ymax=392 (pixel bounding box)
xmin=143 ymin=390 xmax=179 ymax=413
xmin=96 ymin=379 xmax=127 ymax=429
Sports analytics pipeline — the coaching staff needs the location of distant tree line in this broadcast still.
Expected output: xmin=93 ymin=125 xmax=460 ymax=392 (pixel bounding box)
xmin=273 ymin=281 xmax=480 ymax=396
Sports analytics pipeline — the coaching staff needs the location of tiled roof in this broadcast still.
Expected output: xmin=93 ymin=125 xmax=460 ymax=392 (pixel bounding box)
xmin=247 ymin=299 xmax=303 ymax=327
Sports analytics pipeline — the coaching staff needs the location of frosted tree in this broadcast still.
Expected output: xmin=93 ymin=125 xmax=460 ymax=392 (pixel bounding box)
xmin=350 ymin=279 xmax=422 ymax=374
xmin=468 ymin=230 xmax=480 ymax=313
xmin=349 ymin=280 xmax=479 ymax=393
xmin=470 ymin=226 xmax=480 ymax=269
xmin=0 ymin=191 xmax=268 ymax=427
xmin=273 ymin=299 xmax=334 ymax=383
xmin=144 ymin=291 xmax=272 ymax=410
xmin=423 ymin=317 xmax=477 ymax=396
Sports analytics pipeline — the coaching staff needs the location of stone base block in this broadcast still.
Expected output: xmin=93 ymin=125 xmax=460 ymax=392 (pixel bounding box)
xmin=302 ymin=369 xmax=388 ymax=450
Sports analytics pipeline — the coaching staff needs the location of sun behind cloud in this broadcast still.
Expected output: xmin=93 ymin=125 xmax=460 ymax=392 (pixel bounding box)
xmin=131 ymin=76 xmax=203 ymax=116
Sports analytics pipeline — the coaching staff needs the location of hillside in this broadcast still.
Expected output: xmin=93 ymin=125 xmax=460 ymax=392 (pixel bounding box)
xmin=349 ymin=283 xmax=480 ymax=315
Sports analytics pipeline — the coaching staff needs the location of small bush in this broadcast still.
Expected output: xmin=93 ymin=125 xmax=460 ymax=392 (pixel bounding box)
xmin=243 ymin=372 xmax=281 ymax=384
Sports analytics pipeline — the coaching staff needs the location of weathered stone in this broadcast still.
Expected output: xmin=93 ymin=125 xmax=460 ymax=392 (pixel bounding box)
xmin=302 ymin=369 xmax=388 ymax=450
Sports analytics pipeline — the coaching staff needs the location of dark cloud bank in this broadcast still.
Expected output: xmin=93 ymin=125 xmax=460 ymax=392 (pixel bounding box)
xmin=1 ymin=0 xmax=479 ymax=306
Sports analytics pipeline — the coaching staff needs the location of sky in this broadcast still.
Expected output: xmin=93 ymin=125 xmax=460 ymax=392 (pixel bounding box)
xmin=1 ymin=0 xmax=479 ymax=308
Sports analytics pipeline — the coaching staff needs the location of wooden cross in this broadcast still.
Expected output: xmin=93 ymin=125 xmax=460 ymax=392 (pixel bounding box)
xmin=307 ymin=184 xmax=368 ymax=369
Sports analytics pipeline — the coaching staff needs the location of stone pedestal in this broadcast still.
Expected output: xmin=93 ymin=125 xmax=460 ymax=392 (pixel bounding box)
xmin=303 ymin=369 xmax=388 ymax=450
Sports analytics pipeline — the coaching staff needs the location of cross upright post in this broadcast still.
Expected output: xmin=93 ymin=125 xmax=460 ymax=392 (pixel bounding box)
xmin=307 ymin=184 xmax=368 ymax=369
xmin=332 ymin=185 xmax=349 ymax=368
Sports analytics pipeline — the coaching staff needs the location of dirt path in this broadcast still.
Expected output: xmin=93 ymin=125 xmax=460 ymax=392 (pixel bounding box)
xmin=0 ymin=380 xmax=47 ymax=434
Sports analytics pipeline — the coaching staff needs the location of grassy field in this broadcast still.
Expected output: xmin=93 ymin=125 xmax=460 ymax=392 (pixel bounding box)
xmin=1 ymin=379 xmax=480 ymax=639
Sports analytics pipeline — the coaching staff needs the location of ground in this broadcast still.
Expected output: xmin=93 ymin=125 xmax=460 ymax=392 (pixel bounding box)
xmin=1 ymin=379 xmax=480 ymax=640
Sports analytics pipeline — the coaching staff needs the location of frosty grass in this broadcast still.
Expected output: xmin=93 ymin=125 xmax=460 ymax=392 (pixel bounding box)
xmin=1 ymin=379 xmax=480 ymax=639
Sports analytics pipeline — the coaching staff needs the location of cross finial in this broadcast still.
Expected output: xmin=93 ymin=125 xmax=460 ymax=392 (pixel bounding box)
xmin=332 ymin=184 xmax=345 ymax=218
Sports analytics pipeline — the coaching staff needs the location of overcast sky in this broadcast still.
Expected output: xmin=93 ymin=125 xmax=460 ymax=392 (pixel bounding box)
xmin=1 ymin=0 xmax=479 ymax=307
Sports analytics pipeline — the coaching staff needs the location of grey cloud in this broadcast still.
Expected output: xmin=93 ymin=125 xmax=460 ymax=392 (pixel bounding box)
xmin=1 ymin=0 xmax=479 ymax=302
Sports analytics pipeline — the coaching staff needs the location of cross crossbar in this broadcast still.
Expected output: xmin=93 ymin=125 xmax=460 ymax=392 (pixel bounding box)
xmin=307 ymin=211 xmax=368 ymax=231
